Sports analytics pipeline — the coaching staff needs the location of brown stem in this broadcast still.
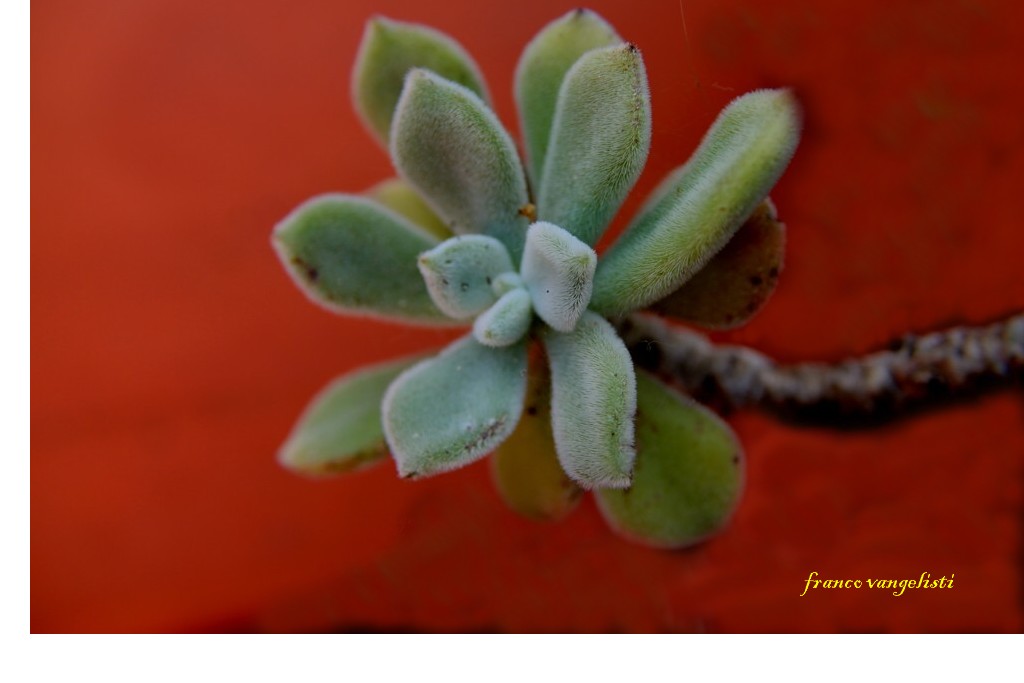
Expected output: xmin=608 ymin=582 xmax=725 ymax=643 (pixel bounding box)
xmin=616 ymin=312 xmax=1024 ymax=424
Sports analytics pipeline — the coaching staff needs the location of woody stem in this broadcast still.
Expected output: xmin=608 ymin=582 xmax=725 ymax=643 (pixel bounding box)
xmin=616 ymin=312 xmax=1024 ymax=424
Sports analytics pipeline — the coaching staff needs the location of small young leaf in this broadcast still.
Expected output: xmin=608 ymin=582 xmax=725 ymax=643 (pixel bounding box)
xmin=520 ymin=221 xmax=596 ymax=333
xmin=595 ymin=371 xmax=745 ymax=549
xmin=473 ymin=288 xmax=534 ymax=347
xmin=542 ymin=311 xmax=636 ymax=489
xmin=278 ymin=355 xmax=425 ymax=476
xmin=648 ymin=199 xmax=785 ymax=329
xmin=391 ymin=69 xmax=531 ymax=261
xmin=491 ymin=348 xmax=582 ymax=520
xmin=491 ymin=271 xmax=525 ymax=297
xmin=383 ymin=335 xmax=528 ymax=478
xmin=537 ymin=43 xmax=651 ymax=247
xmin=591 ymin=89 xmax=801 ymax=316
xmin=272 ymin=194 xmax=451 ymax=325
xmin=514 ymin=8 xmax=620 ymax=186
xmin=367 ymin=178 xmax=452 ymax=240
xmin=352 ymin=16 xmax=489 ymax=147
xmin=417 ymin=235 xmax=514 ymax=319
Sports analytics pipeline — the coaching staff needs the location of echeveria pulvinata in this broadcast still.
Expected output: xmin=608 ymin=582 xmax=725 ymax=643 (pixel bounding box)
xmin=272 ymin=9 xmax=800 ymax=548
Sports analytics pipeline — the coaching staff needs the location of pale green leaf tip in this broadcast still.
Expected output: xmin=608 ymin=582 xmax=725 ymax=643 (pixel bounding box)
xmin=277 ymin=357 xmax=421 ymax=477
xmin=590 ymin=86 xmax=800 ymax=316
xmin=389 ymin=67 xmax=530 ymax=260
xmin=520 ymin=221 xmax=596 ymax=332
xmin=417 ymin=234 xmax=515 ymax=319
xmin=352 ymin=16 xmax=490 ymax=147
xmin=543 ymin=312 xmax=637 ymax=489
xmin=382 ymin=336 xmax=527 ymax=479
xmin=537 ymin=41 xmax=651 ymax=247
xmin=271 ymin=193 xmax=456 ymax=326
xmin=491 ymin=271 xmax=524 ymax=297
xmin=472 ymin=288 xmax=533 ymax=347
xmin=277 ymin=437 xmax=384 ymax=478
xmin=514 ymin=8 xmax=621 ymax=185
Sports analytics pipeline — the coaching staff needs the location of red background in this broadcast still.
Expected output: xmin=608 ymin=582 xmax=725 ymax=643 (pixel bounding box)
xmin=32 ymin=0 xmax=1024 ymax=632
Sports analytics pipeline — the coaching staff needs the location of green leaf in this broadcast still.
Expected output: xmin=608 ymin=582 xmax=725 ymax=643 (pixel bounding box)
xmin=383 ymin=335 xmax=528 ymax=478
xmin=520 ymin=221 xmax=596 ymax=333
xmin=537 ymin=43 xmax=651 ymax=247
xmin=417 ymin=235 xmax=514 ymax=319
xmin=491 ymin=271 xmax=525 ymax=297
xmin=473 ymin=288 xmax=533 ymax=347
xmin=272 ymin=194 xmax=452 ymax=325
xmin=491 ymin=348 xmax=582 ymax=520
xmin=391 ymin=69 xmax=532 ymax=261
xmin=595 ymin=371 xmax=744 ymax=549
xmin=591 ymin=88 xmax=801 ymax=316
xmin=367 ymin=178 xmax=452 ymax=240
xmin=648 ymin=199 xmax=785 ymax=329
xmin=514 ymin=8 xmax=620 ymax=186
xmin=542 ymin=311 xmax=636 ymax=489
xmin=278 ymin=355 xmax=425 ymax=476
xmin=352 ymin=16 xmax=489 ymax=147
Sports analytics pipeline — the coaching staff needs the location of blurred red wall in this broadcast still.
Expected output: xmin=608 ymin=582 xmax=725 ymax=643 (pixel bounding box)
xmin=32 ymin=0 xmax=1024 ymax=632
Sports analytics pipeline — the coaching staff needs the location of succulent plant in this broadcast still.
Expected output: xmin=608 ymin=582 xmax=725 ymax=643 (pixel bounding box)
xmin=272 ymin=9 xmax=800 ymax=548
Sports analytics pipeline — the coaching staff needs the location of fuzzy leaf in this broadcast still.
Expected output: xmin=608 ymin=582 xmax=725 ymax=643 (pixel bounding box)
xmin=473 ymin=288 xmax=533 ymax=347
xmin=367 ymin=178 xmax=452 ymax=240
xmin=273 ymin=194 xmax=451 ymax=325
xmin=648 ymin=199 xmax=785 ymax=329
xmin=278 ymin=355 xmax=424 ymax=476
xmin=542 ymin=311 xmax=636 ymax=489
xmin=352 ymin=16 xmax=489 ymax=147
xmin=591 ymin=89 xmax=801 ymax=316
xmin=537 ymin=43 xmax=651 ymax=247
xmin=491 ymin=349 xmax=582 ymax=520
xmin=595 ymin=371 xmax=744 ymax=549
xmin=383 ymin=335 xmax=528 ymax=478
xmin=391 ymin=69 xmax=532 ymax=261
xmin=417 ymin=235 xmax=514 ymax=319
xmin=491 ymin=271 xmax=525 ymax=297
xmin=514 ymin=8 xmax=620 ymax=186
xmin=520 ymin=221 xmax=596 ymax=333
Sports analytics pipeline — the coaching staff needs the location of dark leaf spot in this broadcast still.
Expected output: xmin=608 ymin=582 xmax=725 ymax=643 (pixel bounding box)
xmin=291 ymin=257 xmax=319 ymax=283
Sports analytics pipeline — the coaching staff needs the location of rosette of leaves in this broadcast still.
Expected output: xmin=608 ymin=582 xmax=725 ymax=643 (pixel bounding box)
xmin=272 ymin=9 xmax=800 ymax=548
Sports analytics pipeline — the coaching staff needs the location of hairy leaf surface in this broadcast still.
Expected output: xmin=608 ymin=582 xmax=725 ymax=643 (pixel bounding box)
xmin=592 ymin=89 xmax=800 ymax=315
xmin=278 ymin=355 xmax=424 ymax=476
xmin=537 ymin=43 xmax=651 ymax=247
xmin=648 ymin=199 xmax=785 ymax=329
xmin=543 ymin=312 xmax=636 ymax=489
xmin=383 ymin=336 xmax=528 ymax=478
xmin=391 ymin=69 xmax=531 ymax=260
xmin=417 ymin=235 xmax=514 ymax=319
xmin=272 ymin=195 xmax=450 ymax=324
xmin=353 ymin=17 xmax=489 ymax=147
xmin=595 ymin=371 xmax=745 ymax=548
xmin=520 ymin=221 xmax=596 ymax=333
xmin=514 ymin=9 xmax=620 ymax=186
